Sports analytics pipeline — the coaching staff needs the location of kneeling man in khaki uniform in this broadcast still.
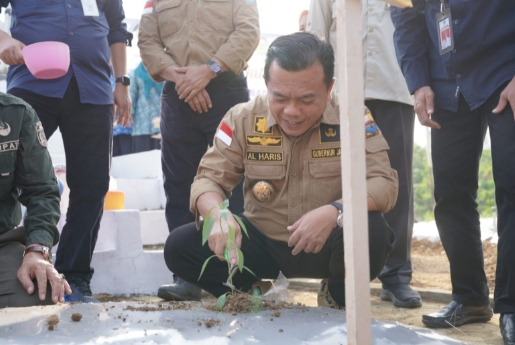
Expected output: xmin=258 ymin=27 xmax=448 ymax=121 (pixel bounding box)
xmin=163 ymin=32 xmax=398 ymax=308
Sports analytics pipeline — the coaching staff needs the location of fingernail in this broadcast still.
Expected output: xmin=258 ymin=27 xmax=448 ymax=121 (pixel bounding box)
xmin=40 ymin=294 xmax=45 ymax=300
xmin=27 ymin=287 xmax=32 ymax=294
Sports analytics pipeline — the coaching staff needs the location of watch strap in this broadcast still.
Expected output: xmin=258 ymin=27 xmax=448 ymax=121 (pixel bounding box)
xmin=24 ymin=245 xmax=52 ymax=264
xmin=328 ymin=201 xmax=343 ymax=212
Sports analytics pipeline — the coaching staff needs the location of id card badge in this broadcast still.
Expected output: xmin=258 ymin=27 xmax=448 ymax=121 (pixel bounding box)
xmin=81 ymin=0 xmax=99 ymax=16
xmin=435 ymin=7 xmax=454 ymax=55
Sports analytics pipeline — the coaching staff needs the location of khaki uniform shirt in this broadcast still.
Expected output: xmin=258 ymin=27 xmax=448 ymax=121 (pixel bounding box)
xmin=0 ymin=93 xmax=60 ymax=249
xmin=307 ymin=0 xmax=413 ymax=106
xmin=190 ymin=95 xmax=399 ymax=243
xmin=138 ymin=0 xmax=260 ymax=82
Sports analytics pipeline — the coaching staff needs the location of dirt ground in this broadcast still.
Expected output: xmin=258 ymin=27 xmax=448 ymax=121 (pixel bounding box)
xmin=101 ymin=239 xmax=503 ymax=345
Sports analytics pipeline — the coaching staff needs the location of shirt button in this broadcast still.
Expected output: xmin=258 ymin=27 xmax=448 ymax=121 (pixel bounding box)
xmin=69 ymin=31 xmax=74 ymax=36
xmin=369 ymin=7 xmax=373 ymax=11
xmin=291 ymin=202 xmax=297 ymax=207
xmin=189 ymin=39 xmax=194 ymax=43
xmin=191 ymin=59 xmax=196 ymax=63
xmin=368 ymin=28 xmax=373 ymax=32
xmin=456 ymin=74 xmax=461 ymax=79
xmin=454 ymin=20 xmax=458 ymax=24
xmin=291 ymin=171 xmax=297 ymax=177
xmin=452 ymin=49 xmax=456 ymax=53
xmin=368 ymin=52 xmax=373 ymax=56
xmin=67 ymin=3 xmax=71 ymax=8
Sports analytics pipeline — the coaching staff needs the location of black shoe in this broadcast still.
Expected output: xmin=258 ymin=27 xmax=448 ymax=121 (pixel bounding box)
xmin=157 ymin=277 xmax=202 ymax=301
xmin=381 ymin=284 xmax=423 ymax=308
xmin=500 ymin=313 xmax=515 ymax=345
xmin=65 ymin=278 xmax=100 ymax=303
xmin=422 ymin=300 xmax=493 ymax=328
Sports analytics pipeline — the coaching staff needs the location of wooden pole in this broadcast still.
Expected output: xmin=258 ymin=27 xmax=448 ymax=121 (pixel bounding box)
xmin=336 ymin=0 xmax=372 ymax=344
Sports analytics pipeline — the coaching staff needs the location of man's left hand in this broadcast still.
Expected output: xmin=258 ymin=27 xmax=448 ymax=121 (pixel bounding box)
xmin=493 ymin=76 xmax=515 ymax=120
xmin=17 ymin=251 xmax=71 ymax=303
xmin=113 ymin=84 xmax=132 ymax=126
xmin=174 ymin=65 xmax=214 ymax=103
xmin=287 ymin=205 xmax=338 ymax=255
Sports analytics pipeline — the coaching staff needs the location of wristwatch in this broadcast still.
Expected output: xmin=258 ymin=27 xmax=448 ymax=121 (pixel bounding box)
xmin=115 ymin=75 xmax=131 ymax=86
xmin=206 ymin=60 xmax=222 ymax=76
xmin=24 ymin=245 xmax=52 ymax=264
xmin=329 ymin=202 xmax=344 ymax=228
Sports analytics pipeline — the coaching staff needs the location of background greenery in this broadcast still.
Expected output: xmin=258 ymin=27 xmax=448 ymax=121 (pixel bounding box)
xmin=413 ymin=145 xmax=496 ymax=221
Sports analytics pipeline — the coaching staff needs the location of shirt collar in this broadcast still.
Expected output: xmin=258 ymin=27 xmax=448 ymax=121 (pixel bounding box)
xmin=265 ymin=96 xmax=339 ymax=131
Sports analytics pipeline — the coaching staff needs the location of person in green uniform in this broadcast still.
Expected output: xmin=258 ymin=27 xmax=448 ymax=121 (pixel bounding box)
xmin=0 ymin=92 xmax=70 ymax=308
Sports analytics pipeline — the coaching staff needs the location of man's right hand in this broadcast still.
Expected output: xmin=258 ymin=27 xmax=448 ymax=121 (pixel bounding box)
xmin=160 ymin=65 xmax=212 ymax=113
xmin=207 ymin=211 xmax=242 ymax=266
xmin=414 ymin=86 xmax=441 ymax=129
xmin=0 ymin=37 xmax=25 ymax=65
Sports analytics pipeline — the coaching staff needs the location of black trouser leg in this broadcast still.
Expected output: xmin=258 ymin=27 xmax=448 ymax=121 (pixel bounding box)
xmin=431 ymin=95 xmax=489 ymax=307
xmin=9 ymin=78 xmax=113 ymax=282
xmin=366 ymin=100 xmax=415 ymax=286
xmin=485 ymin=87 xmax=515 ymax=314
xmin=164 ymin=212 xmax=393 ymax=306
xmin=160 ymin=74 xmax=248 ymax=232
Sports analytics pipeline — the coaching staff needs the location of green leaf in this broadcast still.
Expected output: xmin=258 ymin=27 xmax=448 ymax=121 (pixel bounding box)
xmin=228 ymin=224 xmax=235 ymax=247
xmin=233 ymin=214 xmax=249 ymax=238
xmin=221 ymin=199 xmax=229 ymax=209
xmin=217 ymin=292 xmax=229 ymax=310
xmin=198 ymin=255 xmax=218 ymax=280
xmin=243 ymin=266 xmax=256 ymax=277
xmin=223 ymin=248 xmax=231 ymax=262
xmin=202 ymin=216 xmax=215 ymax=246
xmin=236 ymin=248 xmax=244 ymax=273
xmin=220 ymin=208 xmax=228 ymax=221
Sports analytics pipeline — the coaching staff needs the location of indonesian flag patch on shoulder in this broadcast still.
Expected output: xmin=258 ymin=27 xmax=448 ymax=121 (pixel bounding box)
xmin=142 ymin=1 xmax=153 ymax=14
xmin=216 ymin=122 xmax=233 ymax=146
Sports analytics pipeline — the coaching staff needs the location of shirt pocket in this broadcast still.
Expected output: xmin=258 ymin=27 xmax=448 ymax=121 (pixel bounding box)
xmin=245 ymin=163 xmax=285 ymax=204
xmin=200 ymin=0 xmax=233 ymax=31
xmin=308 ymin=159 xmax=342 ymax=209
xmin=156 ymin=0 xmax=183 ymax=38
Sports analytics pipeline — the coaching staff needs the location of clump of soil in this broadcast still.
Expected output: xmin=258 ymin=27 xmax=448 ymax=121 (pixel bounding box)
xmin=46 ymin=314 xmax=59 ymax=331
xmin=203 ymin=318 xmax=221 ymax=328
xmin=207 ymin=293 xmax=291 ymax=314
xmin=71 ymin=313 xmax=82 ymax=322
xmin=272 ymin=310 xmax=281 ymax=317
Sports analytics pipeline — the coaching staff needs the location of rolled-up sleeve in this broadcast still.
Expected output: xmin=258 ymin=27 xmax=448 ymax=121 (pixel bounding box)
xmin=214 ymin=0 xmax=260 ymax=75
xmin=365 ymin=134 xmax=399 ymax=213
xmin=104 ymin=0 xmax=133 ymax=46
xmin=390 ymin=0 xmax=430 ymax=94
xmin=190 ymin=109 xmax=245 ymax=216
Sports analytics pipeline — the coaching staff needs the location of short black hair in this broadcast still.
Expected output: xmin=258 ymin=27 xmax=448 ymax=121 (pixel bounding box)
xmin=264 ymin=32 xmax=335 ymax=89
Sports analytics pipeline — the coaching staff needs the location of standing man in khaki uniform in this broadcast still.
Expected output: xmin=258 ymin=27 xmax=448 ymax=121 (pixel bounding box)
xmin=162 ymin=33 xmax=397 ymax=309
xmin=308 ymin=0 xmax=421 ymax=308
xmin=138 ymin=0 xmax=260 ymax=301
xmin=0 ymin=93 xmax=70 ymax=308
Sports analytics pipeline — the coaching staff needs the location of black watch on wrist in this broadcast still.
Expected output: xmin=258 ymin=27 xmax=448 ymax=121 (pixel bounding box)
xmin=115 ymin=75 xmax=130 ymax=86
xmin=328 ymin=202 xmax=344 ymax=228
xmin=206 ymin=60 xmax=222 ymax=76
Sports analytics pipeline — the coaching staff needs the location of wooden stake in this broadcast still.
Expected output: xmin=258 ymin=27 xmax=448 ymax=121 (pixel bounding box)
xmin=336 ymin=0 xmax=372 ymax=344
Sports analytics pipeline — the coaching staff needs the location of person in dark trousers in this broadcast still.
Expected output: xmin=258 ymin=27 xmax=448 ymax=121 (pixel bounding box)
xmin=392 ymin=1 xmax=515 ymax=342
xmin=0 ymin=92 xmax=71 ymax=308
xmin=0 ymin=0 xmax=132 ymax=303
xmin=307 ymin=0 xmax=421 ymax=308
xmin=138 ymin=0 xmax=260 ymax=301
xmin=164 ymin=32 xmax=398 ymax=309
